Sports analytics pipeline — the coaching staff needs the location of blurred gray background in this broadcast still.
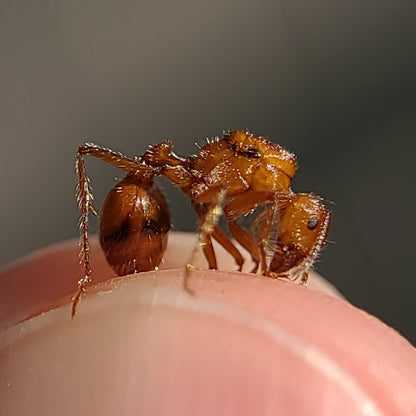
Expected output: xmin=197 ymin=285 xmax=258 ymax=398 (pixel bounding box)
xmin=1 ymin=1 xmax=415 ymax=343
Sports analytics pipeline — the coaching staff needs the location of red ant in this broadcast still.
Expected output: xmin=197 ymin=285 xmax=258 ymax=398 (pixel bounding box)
xmin=73 ymin=130 xmax=331 ymax=316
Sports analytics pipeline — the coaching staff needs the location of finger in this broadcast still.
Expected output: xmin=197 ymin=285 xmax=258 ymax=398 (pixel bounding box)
xmin=0 ymin=232 xmax=342 ymax=330
xmin=1 ymin=235 xmax=416 ymax=415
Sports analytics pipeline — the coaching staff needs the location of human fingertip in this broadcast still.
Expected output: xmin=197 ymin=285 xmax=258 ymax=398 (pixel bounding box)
xmin=2 ymin=267 xmax=416 ymax=415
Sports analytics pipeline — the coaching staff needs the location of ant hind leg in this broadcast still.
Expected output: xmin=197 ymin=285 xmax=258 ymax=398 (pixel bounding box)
xmin=72 ymin=144 xmax=143 ymax=318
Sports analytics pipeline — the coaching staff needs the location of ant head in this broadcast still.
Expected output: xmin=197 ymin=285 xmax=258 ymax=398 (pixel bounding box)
xmin=269 ymin=194 xmax=330 ymax=273
xmin=278 ymin=194 xmax=331 ymax=250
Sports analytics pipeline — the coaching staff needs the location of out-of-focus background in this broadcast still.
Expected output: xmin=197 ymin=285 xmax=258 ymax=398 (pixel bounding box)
xmin=1 ymin=1 xmax=415 ymax=343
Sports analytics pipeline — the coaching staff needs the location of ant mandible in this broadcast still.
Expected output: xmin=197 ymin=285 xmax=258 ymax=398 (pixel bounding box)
xmin=72 ymin=130 xmax=331 ymax=316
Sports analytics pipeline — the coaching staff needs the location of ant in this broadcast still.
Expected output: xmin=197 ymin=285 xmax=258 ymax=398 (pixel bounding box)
xmin=72 ymin=130 xmax=331 ymax=317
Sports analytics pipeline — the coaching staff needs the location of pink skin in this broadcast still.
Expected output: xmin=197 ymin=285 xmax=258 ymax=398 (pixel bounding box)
xmin=1 ymin=232 xmax=416 ymax=415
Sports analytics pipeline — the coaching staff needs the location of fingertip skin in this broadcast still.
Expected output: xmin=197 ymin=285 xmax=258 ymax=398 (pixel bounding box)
xmin=1 ymin=234 xmax=416 ymax=415
xmin=0 ymin=232 xmax=342 ymax=331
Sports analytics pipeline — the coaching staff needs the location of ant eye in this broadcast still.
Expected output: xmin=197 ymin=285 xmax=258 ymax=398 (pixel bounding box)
xmin=307 ymin=216 xmax=319 ymax=230
xmin=241 ymin=148 xmax=260 ymax=158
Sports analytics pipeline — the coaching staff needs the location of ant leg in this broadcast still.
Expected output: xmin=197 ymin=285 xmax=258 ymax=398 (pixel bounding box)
xmin=185 ymin=191 xmax=226 ymax=287
xmin=211 ymin=226 xmax=244 ymax=271
xmin=189 ymin=201 xmax=223 ymax=270
xmin=224 ymin=191 xmax=275 ymax=273
xmin=78 ymin=143 xmax=144 ymax=172
xmin=190 ymin=201 xmax=244 ymax=271
xmin=257 ymin=202 xmax=277 ymax=275
xmin=73 ymin=144 xmax=146 ymax=318
xmin=227 ymin=219 xmax=260 ymax=273
xmin=300 ymin=269 xmax=309 ymax=285
xmin=183 ymin=201 xmax=220 ymax=293
xmin=73 ymin=152 xmax=96 ymax=317
xmin=199 ymin=232 xmax=218 ymax=269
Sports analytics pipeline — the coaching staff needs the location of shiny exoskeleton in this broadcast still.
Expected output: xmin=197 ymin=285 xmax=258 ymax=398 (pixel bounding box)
xmin=73 ymin=130 xmax=331 ymax=316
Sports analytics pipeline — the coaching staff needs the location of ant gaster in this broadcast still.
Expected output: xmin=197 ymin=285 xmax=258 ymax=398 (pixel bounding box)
xmin=73 ymin=131 xmax=331 ymax=316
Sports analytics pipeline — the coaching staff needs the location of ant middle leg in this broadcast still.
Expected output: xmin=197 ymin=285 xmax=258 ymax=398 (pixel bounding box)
xmin=188 ymin=200 xmax=223 ymax=271
xmin=183 ymin=200 xmax=221 ymax=293
xmin=211 ymin=226 xmax=244 ymax=271
xmin=190 ymin=198 xmax=244 ymax=271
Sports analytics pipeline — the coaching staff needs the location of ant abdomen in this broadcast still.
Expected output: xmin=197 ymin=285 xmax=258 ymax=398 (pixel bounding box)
xmin=99 ymin=174 xmax=171 ymax=276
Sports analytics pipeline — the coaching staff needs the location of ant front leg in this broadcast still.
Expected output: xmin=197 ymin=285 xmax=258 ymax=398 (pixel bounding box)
xmin=223 ymin=191 xmax=276 ymax=273
xmin=73 ymin=144 xmax=144 ymax=318
xmin=181 ymin=201 xmax=218 ymax=294
xmin=256 ymin=200 xmax=279 ymax=276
